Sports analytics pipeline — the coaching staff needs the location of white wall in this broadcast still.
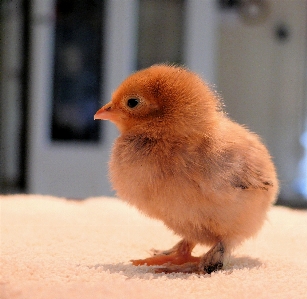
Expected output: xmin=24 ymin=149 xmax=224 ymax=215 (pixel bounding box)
xmin=216 ymin=0 xmax=307 ymax=201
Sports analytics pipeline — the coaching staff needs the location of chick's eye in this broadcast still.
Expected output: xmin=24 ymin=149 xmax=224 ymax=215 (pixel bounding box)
xmin=127 ymin=98 xmax=140 ymax=108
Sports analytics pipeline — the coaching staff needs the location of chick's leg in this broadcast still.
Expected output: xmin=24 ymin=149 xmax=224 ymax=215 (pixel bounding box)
xmin=155 ymin=242 xmax=225 ymax=274
xmin=150 ymin=239 xmax=194 ymax=256
xmin=131 ymin=239 xmax=199 ymax=266
xmin=199 ymin=241 xmax=225 ymax=274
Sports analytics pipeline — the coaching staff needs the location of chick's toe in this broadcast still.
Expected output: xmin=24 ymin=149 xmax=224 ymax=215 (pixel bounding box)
xmin=131 ymin=239 xmax=200 ymax=266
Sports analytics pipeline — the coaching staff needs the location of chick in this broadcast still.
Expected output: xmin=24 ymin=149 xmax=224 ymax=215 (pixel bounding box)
xmin=94 ymin=65 xmax=279 ymax=274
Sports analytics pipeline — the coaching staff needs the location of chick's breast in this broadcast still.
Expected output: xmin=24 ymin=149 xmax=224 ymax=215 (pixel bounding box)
xmin=109 ymin=121 xmax=278 ymax=248
xmin=110 ymin=134 xmax=204 ymax=214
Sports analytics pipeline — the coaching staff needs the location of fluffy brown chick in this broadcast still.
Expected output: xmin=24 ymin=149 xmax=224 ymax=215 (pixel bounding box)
xmin=94 ymin=65 xmax=279 ymax=274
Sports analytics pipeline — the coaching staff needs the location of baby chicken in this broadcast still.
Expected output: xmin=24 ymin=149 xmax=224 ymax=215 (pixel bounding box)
xmin=94 ymin=65 xmax=279 ymax=274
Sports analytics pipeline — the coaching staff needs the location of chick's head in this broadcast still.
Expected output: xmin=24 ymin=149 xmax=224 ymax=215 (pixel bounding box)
xmin=94 ymin=65 xmax=221 ymax=136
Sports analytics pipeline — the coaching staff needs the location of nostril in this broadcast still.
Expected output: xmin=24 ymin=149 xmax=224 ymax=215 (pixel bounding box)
xmin=105 ymin=106 xmax=112 ymax=111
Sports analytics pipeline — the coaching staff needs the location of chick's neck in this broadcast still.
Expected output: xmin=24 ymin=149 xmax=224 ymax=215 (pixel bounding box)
xmin=122 ymin=116 xmax=218 ymax=149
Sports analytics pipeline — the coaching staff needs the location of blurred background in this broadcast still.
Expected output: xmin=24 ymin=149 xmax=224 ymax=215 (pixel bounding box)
xmin=0 ymin=0 xmax=306 ymax=207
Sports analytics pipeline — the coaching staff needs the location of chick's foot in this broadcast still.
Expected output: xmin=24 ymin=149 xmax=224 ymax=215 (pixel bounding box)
xmin=155 ymin=262 xmax=200 ymax=274
xmin=155 ymin=242 xmax=225 ymax=274
xmin=131 ymin=253 xmax=200 ymax=266
xmin=131 ymin=239 xmax=199 ymax=266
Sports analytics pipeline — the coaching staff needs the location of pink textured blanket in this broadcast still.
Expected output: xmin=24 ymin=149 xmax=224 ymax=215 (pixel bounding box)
xmin=1 ymin=195 xmax=307 ymax=299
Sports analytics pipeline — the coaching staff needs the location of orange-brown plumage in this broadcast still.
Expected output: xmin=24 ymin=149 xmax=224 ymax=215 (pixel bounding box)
xmin=94 ymin=65 xmax=279 ymax=274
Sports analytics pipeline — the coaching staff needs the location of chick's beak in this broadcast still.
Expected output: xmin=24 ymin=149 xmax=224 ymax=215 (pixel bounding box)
xmin=94 ymin=104 xmax=115 ymax=121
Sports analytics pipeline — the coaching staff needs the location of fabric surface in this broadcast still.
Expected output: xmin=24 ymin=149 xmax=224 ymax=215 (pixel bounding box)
xmin=1 ymin=194 xmax=307 ymax=299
